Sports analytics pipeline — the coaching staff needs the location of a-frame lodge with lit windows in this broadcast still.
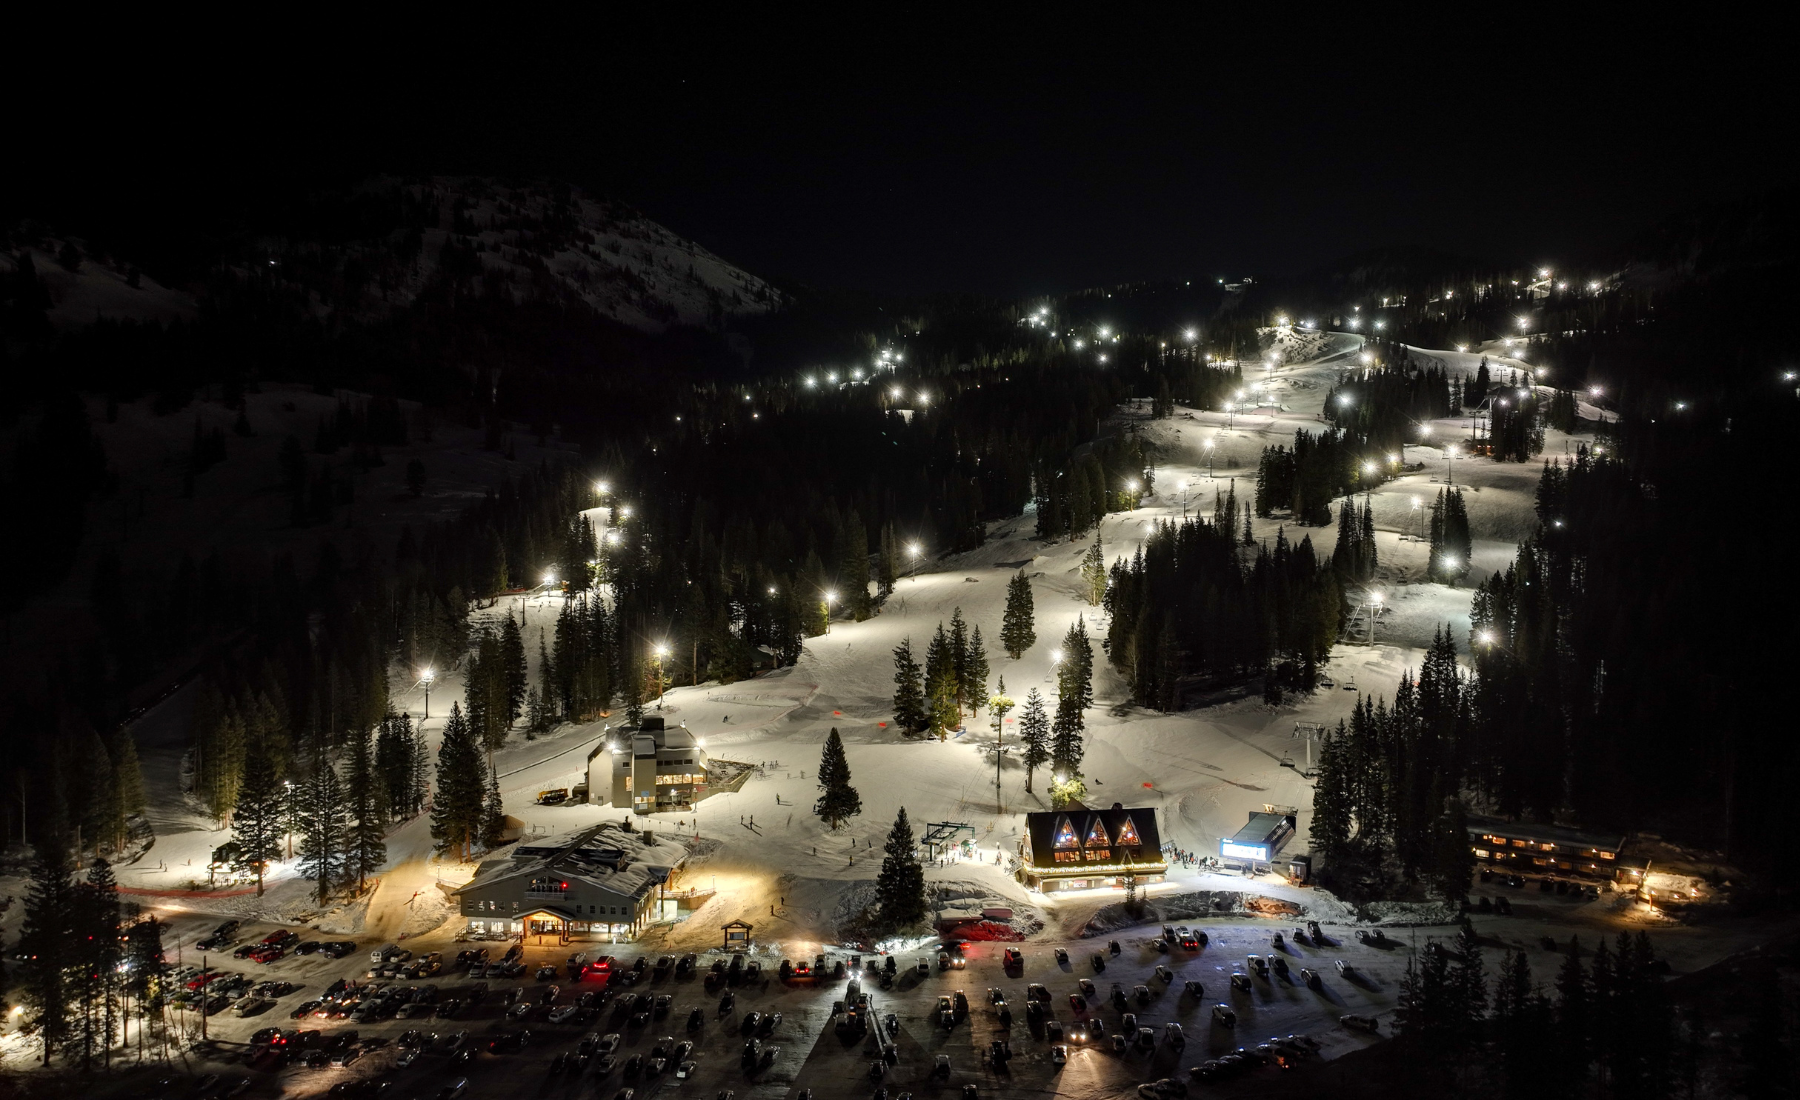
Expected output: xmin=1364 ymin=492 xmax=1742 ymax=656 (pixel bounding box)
xmin=1017 ymin=803 xmax=1167 ymax=893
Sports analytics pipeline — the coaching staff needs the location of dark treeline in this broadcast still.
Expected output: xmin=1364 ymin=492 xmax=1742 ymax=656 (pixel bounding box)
xmin=1103 ymin=505 xmax=1341 ymax=709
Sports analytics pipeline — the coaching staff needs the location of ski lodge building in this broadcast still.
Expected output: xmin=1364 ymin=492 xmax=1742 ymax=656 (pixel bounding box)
xmin=1466 ymin=818 xmax=1630 ymax=880
xmin=582 ymin=717 xmax=709 ymax=815
xmin=1018 ymin=804 xmax=1167 ymax=893
xmin=453 ymin=822 xmax=691 ymax=941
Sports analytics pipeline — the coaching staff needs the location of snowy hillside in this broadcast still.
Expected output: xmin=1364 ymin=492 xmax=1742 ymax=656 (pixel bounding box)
xmin=261 ymin=177 xmax=784 ymax=334
xmin=2 ymin=239 xmax=197 ymax=328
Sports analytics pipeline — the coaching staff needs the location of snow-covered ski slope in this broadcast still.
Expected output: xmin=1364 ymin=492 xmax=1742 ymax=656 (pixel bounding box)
xmin=92 ymin=332 xmax=1608 ymax=947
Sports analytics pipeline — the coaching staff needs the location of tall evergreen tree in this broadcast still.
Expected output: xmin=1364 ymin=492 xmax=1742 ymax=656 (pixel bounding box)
xmin=891 ymin=638 xmax=926 ymax=734
xmin=1058 ymin=617 xmax=1094 ymax=710
xmin=18 ymin=834 xmax=75 ymax=1064
xmin=1019 ymin=689 xmax=1050 ymax=793
xmin=1001 ymin=571 xmax=1036 ymax=658
xmin=877 ymin=521 xmax=900 ymax=596
xmin=1080 ymin=537 xmax=1108 ymax=605
xmin=813 ymin=728 xmax=862 ymax=829
xmin=964 ymin=626 xmax=991 ymax=716
xmin=481 ymin=761 xmax=507 ymax=849
xmin=500 ymin=613 xmax=529 ymax=721
xmin=430 ymin=704 xmax=485 ymax=861
xmin=1310 ymin=723 xmax=1353 ymax=866
xmin=232 ymin=737 xmax=285 ymax=896
xmin=874 ymin=807 xmax=926 ymax=931
xmin=295 ymin=750 xmax=349 ymax=904
xmin=1051 ymin=694 xmax=1085 ymax=779
xmin=74 ymin=858 xmax=121 ymax=1068
xmin=343 ymin=727 xmax=386 ymax=892
xmin=948 ymin=608 xmax=970 ymax=710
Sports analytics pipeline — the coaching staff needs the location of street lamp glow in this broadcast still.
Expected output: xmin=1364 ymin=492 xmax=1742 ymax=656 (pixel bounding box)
xmin=805 ymin=376 xmax=816 ymax=388
xmin=1388 ymin=453 xmax=1399 ymax=464
xmin=1362 ymin=461 xmax=1376 ymax=475
xmin=1073 ymin=339 xmax=1085 ymax=349
xmin=420 ymin=668 xmax=435 ymax=684
xmin=1420 ymin=424 xmax=1432 ymax=436
xmin=1183 ymin=329 xmax=1196 ymax=341
xmin=595 ymin=480 xmax=610 ymax=494
xmin=1204 ymin=439 xmax=1214 ymax=450
xmin=1478 ymin=630 xmax=1496 ymax=644
xmin=891 ymin=387 xmax=903 ymax=399
xmin=606 ymin=531 xmax=620 ymax=544
xmin=1359 ymin=351 xmax=1373 ymax=364
xmin=1098 ymin=326 xmax=1111 ymax=338
xmin=1126 ymin=480 xmax=1139 ymax=491
xmin=827 ymin=371 xmax=838 ymax=383
xmin=620 ymin=505 xmax=633 ymax=518
xmin=768 ymin=586 xmax=777 ymax=595
xmin=543 ymin=572 xmax=557 ymax=585
xmin=918 ymin=393 xmax=931 ymax=406
xmin=654 ymin=644 xmax=670 ymax=659
xmin=1337 ymin=394 xmax=1353 ymax=406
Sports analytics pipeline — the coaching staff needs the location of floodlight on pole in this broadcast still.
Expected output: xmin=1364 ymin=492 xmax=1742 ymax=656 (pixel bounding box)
xmin=908 ymin=542 xmax=922 ymax=582
xmin=824 ymin=590 xmax=837 ymax=633
xmin=420 ymin=668 xmax=435 ymax=720
xmin=653 ymin=645 xmax=670 ymax=709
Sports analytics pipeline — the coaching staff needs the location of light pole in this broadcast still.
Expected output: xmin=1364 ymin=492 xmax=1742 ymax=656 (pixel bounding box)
xmin=1204 ymin=438 xmax=1216 ymax=480
xmin=1410 ymin=497 xmax=1423 ymax=543
xmin=1361 ymin=461 xmax=1377 ymax=508
xmin=654 ymin=645 xmax=669 ymax=710
xmin=1048 ymin=649 xmax=1062 ymax=685
xmin=1445 ymin=444 xmax=1458 ymax=487
xmin=824 ymin=591 xmax=837 ymax=634
xmin=1178 ymin=480 xmax=1189 ymax=519
xmin=1367 ymin=592 xmax=1382 ymax=645
xmin=420 ymin=668 xmax=435 ymax=721
xmin=908 ymin=543 xmax=921 ymax=583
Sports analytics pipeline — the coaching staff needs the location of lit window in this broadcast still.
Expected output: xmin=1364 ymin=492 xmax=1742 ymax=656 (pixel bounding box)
xmin=1053 ymin=818 xmax=1079 ymax=849
xmin=1085 ymin=849 xmax=1111 ymax=861
xmin=1115 ymin=816 xmax=1141 ymax=846
xmin=1084 ymin=819 xmax=1111 ymax=847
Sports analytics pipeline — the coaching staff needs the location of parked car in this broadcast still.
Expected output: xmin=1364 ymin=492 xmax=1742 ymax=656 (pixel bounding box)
xmin=1211 ymin=1004 xmax=1236 ymax=1029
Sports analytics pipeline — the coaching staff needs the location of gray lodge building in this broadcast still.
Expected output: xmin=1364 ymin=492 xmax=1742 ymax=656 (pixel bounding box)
xmin=454 ymin=822 xmax=690 ymax=942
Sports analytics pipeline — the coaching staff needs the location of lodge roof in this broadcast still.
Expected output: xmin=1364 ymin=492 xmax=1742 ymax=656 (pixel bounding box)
xmin=1022 ymin=804 xmax=1163 ymax=870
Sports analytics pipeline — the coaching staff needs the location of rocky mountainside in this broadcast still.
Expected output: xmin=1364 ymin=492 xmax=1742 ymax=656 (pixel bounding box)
xmin=252 ymin=176 xmax=784 ymax=333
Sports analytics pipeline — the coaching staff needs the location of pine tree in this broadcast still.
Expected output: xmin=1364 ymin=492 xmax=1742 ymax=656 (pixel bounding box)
xmin=500 ymin=614 xmax=528 ymax=722
xmin=1019 ymin=689 xmax=1050 ymax=792
xmin=1001 ymin=572 xmax=1036 ymax=658
xmin=430 ymin=704 xmax=486 ymax=861
xmin=813 ymin=728 xmax=862 ymax=829
xmin=74 ymin=858 xmax=121 ymax=1067
xmin=874 ymin=807 xmax=926 ymax=932
xmin=19 ymin=835 xmax=74 ymax=1063
xmin=841 ymin=510 xmax=872 ymax=620
xmin=891 ymin=638 xmax=926 ymax=734
xmin=232 ymin=738 xmax=285 ymax=896
xmin=1080 ymin=537 xmax=1107 ymax=606
xmin=965 ymin=626 xmax=991 ymax=716
xmin=481 ymin=761 xmax=506 ymax=849
xmin=296 ymin=750 xmax=349 ymax=904
xmin=343 ymin=728 xmax=386 ymax=892
xmin=1051 ymin=693 xmax=1085 ymax=779
xmin=1058 ymin=617 xmax=1094 ymax=710
xmin=877 ymin=522 xmax=900 ymax=596
xmin=924 ymin=624 xmax=958 ymax=737
xmin=1310 ymin=723 xmax=1353 ymax=866
xmin=949 ymin=608 xmax=970 ymax=711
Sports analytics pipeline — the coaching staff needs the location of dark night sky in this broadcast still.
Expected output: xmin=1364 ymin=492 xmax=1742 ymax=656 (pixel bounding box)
xmin=21 ymin=19 xmax=1796 ymax=298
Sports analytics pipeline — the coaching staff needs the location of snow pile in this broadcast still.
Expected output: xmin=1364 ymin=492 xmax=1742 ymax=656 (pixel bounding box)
xmin=1079 ymin=890 xmax=1308 ymax=936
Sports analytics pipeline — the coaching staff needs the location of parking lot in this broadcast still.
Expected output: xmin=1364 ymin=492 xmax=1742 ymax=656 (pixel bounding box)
xmin=109 ymin=908 xmax=1446 ymax=1100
